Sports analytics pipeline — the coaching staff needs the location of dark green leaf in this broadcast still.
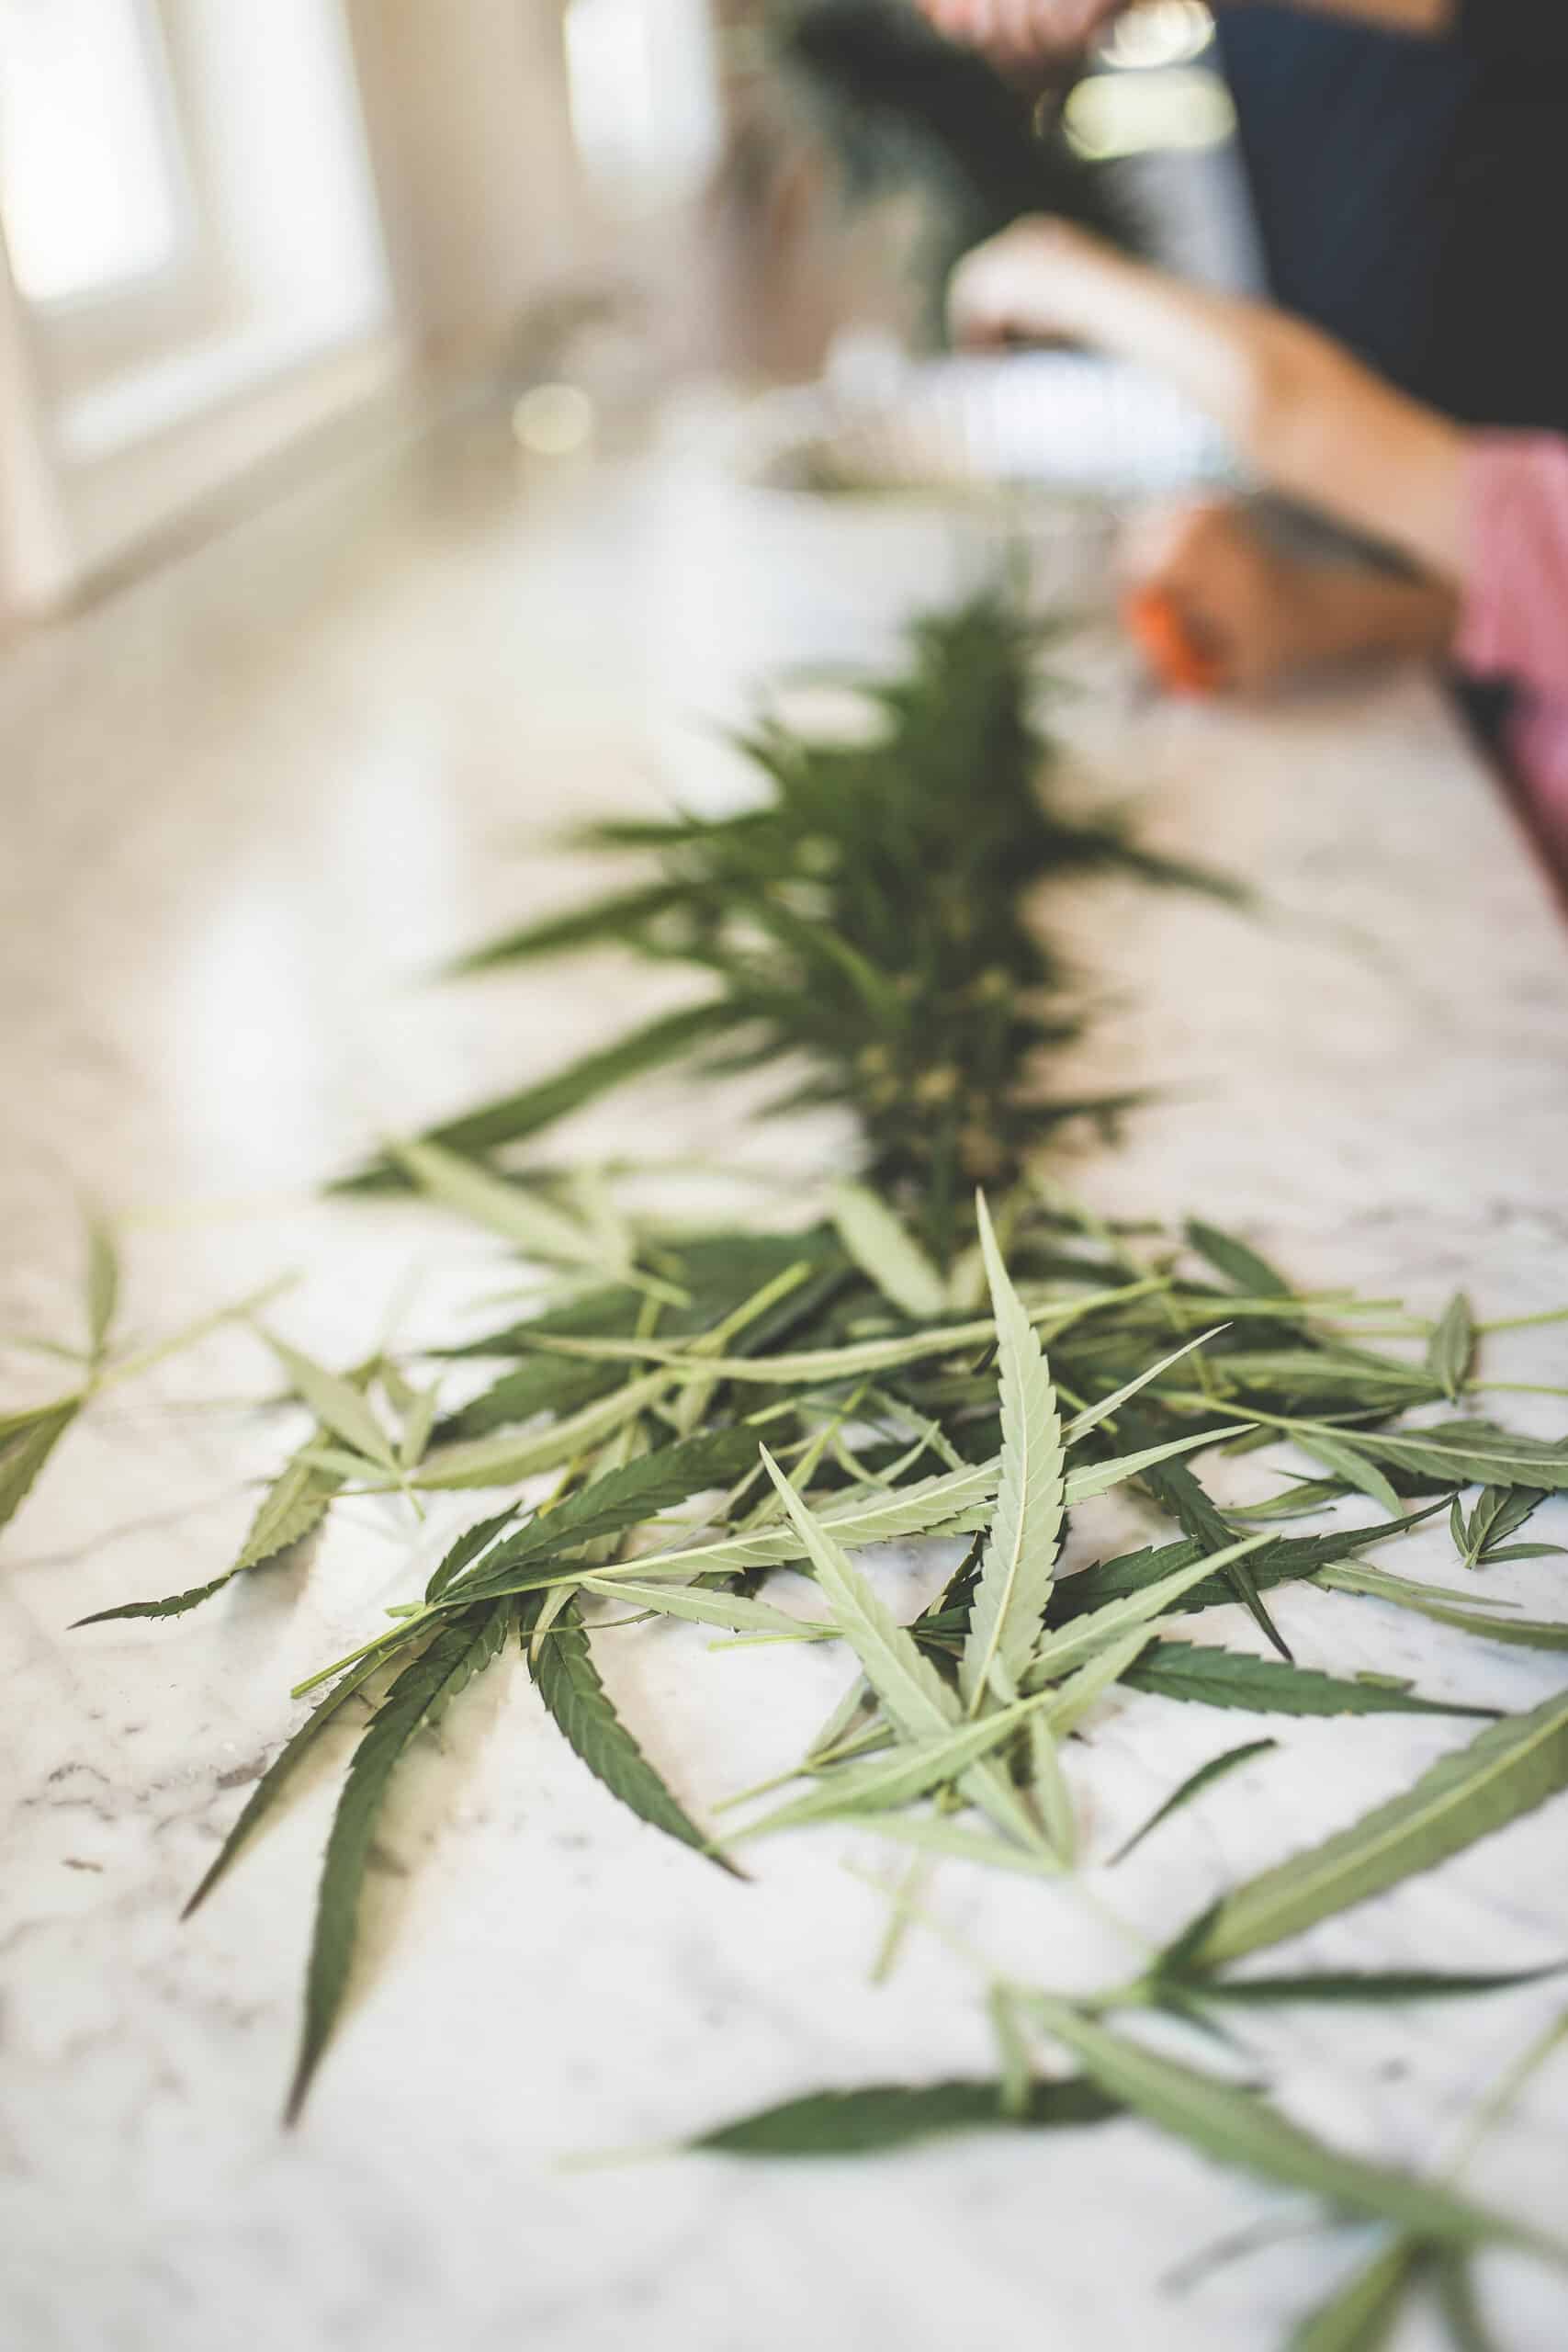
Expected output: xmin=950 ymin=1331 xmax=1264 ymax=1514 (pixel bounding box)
xmin=526 ymin=1601 xmax=739 ymax=1872
xmin=1123 ymin=1639 xmax=1495 ymax=1721
xmin=76 ymin=1443 xmax=345 ymax=1626
xmin=1184 ymin=1219 xmax=1292 ymax=1299
xmin=444 ymin=882 xmax=691 ymax=977
xmin=1229 ymin=1478 xmax=1354 ymax=1521
xmin=183 ymin=1646 xmax=400 ymax=1918
xmin=1189 ymin=1962 xmax=1567 ymax=2005
xmin=445 ymin=1426 xmax=764 ymax=1602
xmin=1431 ymin=2253 xmax=1500 ymax=2352
xmin=1455 ymin=1484 xmax=1551 ymax=1570
xmin=688 ymin=2075 xmax=1120 ymax=2156
xmin=1111 ymin=1739 xmax=1278 ymax=1863
xmin=337 ymin=1001 xmax=749 ymax=1190
xmin=0 ymin=1399 xmax=81 ymax=1540
xmin=435 ymin=1359 xmax=622 ymax=1442
xmin=424 ymin=1506 xmax=518 ymax=1602
xmin=287 ymin=1604 xmax=509 ymax=2119
xmin=1057 ymin=1503 xmax=1443 ymax=1626
xmin=1108 ymin=1427 xmax=1292 ymax=1660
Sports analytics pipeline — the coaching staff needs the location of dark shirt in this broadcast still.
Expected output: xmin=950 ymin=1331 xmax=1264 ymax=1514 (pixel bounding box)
xmin=1214 ymin=1 xmax=1568 ymax=433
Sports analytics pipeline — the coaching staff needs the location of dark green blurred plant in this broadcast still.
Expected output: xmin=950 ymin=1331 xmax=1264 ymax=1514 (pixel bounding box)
xmin=348 ymin=593 xmax=1235 ymax=1252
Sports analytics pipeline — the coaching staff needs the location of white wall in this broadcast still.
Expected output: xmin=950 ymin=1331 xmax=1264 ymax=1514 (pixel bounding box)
xmin=0 ymin=243 xmax=72 ymax=624
xmin=345 ymin=0 xmax=597 ymax=361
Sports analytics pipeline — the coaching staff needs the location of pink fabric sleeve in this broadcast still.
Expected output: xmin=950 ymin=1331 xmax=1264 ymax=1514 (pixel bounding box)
xmin=1455 ymin=432 xmax=1568 ymax=699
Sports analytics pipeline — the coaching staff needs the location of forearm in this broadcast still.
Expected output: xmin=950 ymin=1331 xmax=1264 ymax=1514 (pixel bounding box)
xmin=1272 ymin=562 xmax=1460 ymax=666
xmin=1041 ymin=250 xmax=1468 ymax=573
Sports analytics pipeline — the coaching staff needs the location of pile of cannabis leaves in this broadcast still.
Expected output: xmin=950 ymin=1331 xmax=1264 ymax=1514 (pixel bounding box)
xmin=10 ymin=594 xmax=1568 ymax=2350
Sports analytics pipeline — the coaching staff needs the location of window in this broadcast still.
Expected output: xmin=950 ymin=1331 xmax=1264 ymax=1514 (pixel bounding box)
xmin=0 ymin=0 xmax=190 ymax=307
xmin=0 ymin=0 xmax=395 ymax=597
xmin=566 ymin=0 xmax=721 ymax=207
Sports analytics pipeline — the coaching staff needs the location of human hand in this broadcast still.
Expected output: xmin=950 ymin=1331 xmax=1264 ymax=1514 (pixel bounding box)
xmin=918 ymin=0 xmax=1127 ymax=73
xmin=948 ymin=214 xmax=1128 ymax=350
xmin=1119 ymin=502 xmax=1327 ymax=696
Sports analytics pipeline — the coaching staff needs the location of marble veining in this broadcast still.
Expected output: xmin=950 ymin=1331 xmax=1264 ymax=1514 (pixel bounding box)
xmin=4 ymin=410 xmax=1568 ymax=2352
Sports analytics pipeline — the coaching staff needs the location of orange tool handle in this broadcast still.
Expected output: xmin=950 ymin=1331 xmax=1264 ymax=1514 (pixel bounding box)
xmin=1122 ymin=587 xmax=1224 ymax=698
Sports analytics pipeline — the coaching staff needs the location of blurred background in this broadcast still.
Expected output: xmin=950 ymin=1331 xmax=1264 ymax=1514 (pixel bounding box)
xmin=0 ymin=0 xmax=1247 ymax=627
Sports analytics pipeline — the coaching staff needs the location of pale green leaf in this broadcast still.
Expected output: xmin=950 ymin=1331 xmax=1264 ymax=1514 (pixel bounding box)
xmin=83 ymin=1213 xmax=119 ymax=1358
xmin=1026 ymin=1534 xmax=1271 ymax=1689
xmin=1351 ymin=1422 xmax=1568 ymax=1494
xmin=1180 ymin=1690 xmax=1568 ymax=1971
xmin=235 ymin=1447 xmax=344 ymax=1572
xmin=588 ymin=1459 xmax=997 ymax=1588
xmin=1063 ymin=1328 xmax=1229 ymax=1443
xmin=261 ymin=1331 xmax=398 ymax=1474
xmin=404 ymin=1371 xmax=671 ymax=1490
xmin=829 ymin=1181 xmax=947 ymax=1321
xmin=734 ymin=1699 xmax=1069 ymax=1842
xmin=385 ymin=1136 xmax=615 ymax=1272
xmin=0 ymin=1399 xmax=81 ymax=1540
xmin=578 ymin=1575 xmax=824 ymax=1638
xmin=443 ymin=1424 xmax=764 ymax=1600
xmin=1032 ymin=2003 xmax=1541 ymax=2253
xmin=513 ymin=1280 xmax=1149 ymax=1388
xmin=1037 ymin=1629 xmax=1156 ymax=1739
xmin=1062 ymin=1426 xmax=1253 ymax=1508
xmin=1294 ymin=1435 xmax=1404 ymax=1521
xmin=960 ymin=1191 xmax=1065 ymax=1707
xmin=1320 ymin=1563 xmax=1568 ymax=1652
xmin=1185 ymin=1219 xmax=1292 ymax=1298
xmin=397 ymin=1385 xmax=440 ymax=1474
xmin=758 ymin=1448 xmax=964 ymax=1742
xmin=1427 ymin=1294 xmax=1475 ymax=1406
xmin=841 ymin=1813 xmax=1066 ymax=1879
xmin=758 ymin=1449 xmax=1046 ymax=1852
xmin=1286 ymin=2240 xmax=1419 ymax=2352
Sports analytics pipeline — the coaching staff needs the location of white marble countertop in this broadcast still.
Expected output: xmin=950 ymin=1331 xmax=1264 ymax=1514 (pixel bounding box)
xmin=5 ymin=412 xmax=1568 ymax=2352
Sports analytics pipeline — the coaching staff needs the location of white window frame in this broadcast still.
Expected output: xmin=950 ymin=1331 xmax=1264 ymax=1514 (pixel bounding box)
xmin=5 ymin=0 xmax=235 ymax=396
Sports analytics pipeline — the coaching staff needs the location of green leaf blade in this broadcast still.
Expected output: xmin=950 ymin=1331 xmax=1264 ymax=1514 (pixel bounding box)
xmin=0 ymin=1399 xmax=81 ymax=1540
xmin=527 ymin=1601 xmax=739 ymax=1873
xmin=959 ymin=1193 xmax=1065 ymax=1709
xmin=1033 ymin=2003 xmax=1540 ymax=2253
xmin=261 ymin=1334 xmax=397 ymax=1475
xmin=287 ymin=1605 xmax=509 ymax=2120
xmin=1123 ymin=1639 xmax=1496 ymax=1722
xmin=829 ymin=1182 xmax=946 ymax=1322
xmin=1427 ymin=1293 xmax=1476 ymax=1405
xmin=1111 ymin=1738 xmax=1278 ymax=1865
xmin=688 ymin=2075 xmax=1120 ymax=2157
xmin=1180 ymin=1690 xmax=1568 ymax=1972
